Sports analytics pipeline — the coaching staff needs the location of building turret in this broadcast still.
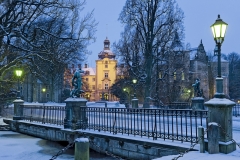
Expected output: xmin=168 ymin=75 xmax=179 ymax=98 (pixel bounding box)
xmin=98 ymin=37 xmax=116 ymax=59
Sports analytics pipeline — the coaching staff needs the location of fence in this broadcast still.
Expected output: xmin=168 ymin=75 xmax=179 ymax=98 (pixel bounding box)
xmin=165 ymin=102 xmax=191 ymax=109
xmin=2 ymin=103 xmax=240 ymax=143
xmin=0 ymin=106 xmax=14 ymax=118
xmin=22 ymin=105 xmax=65 ymax=126
xmin=85 ymin=108 xmax=208 ymax=143
xmin=233 ymin=104 xmax=240 ymax=117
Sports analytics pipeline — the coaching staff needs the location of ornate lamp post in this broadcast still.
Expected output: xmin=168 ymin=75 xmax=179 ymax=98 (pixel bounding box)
xmin=210 ymin=14 xmax=228 ymax=98
xmin=42 ymin=87 xmax=46 ymax=103
xmin=131 ymin=78 xmax=138 ymax=108
xmin=15 ymin=69 xmax=22 ymax=99
xmin=132 ymin=78 xmax=137 ymax=98
xmin=13 ymin=69 xmax=24 ymax=120
xmin=123 ymin=87 xmax=130 ymax=108
xmin=204 ymin=15 xmax=235 ymax=154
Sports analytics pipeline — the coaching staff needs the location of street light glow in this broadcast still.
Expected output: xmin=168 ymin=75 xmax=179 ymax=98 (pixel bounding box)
xmin=211 ymin=14 xmax=228 ymax=44
xmin=15 ymin=69 xmax=22 ymax=77
xmin=132 ymin=79 xmax=137 ymax=84
xmin=42 ymin=88 xmax=46 ymax=92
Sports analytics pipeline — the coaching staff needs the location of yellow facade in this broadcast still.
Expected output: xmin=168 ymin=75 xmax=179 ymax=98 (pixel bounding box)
xmin=82 ymin=38 xmax=117 ymax=101
xmin=95 ymin=58 xmax=117 ymax=101
xmin=64 ymin=38 xmax=117 ymax=101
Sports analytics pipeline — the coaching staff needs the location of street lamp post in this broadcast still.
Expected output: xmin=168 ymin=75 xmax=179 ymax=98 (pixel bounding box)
xmin=13 ymin=69 xmax=24 ymax=120
xmin=42 ymin=87 xmax=46 ymax=103
xmin=15 ymin=69 xmax=22 ymax=99
xmin=123 ymin=88 xmax=130 ymax=108
xmin=204 ymin=15 xmax=236 ymax=154
xmin=131 ymin=78 xmax=138 ymax=108
xmin=210 ymin=14 xmax=228 ymax=98
xmin=132 ymin=78 xmax=137 ymax=98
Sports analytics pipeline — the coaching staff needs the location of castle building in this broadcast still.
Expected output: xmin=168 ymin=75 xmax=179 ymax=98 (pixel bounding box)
xmin=19 ymin=38 xmax=229 ymax=103
xmin=65 ymin=37 xmax=118 ymax=101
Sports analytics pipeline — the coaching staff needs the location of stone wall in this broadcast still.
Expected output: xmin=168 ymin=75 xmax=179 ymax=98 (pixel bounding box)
xmin=4 ymin=119 xmax=192 ymax=160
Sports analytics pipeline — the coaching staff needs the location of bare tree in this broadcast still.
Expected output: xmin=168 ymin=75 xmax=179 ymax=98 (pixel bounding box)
xmin=227 ymin=52 xmax=240 ymax=99
xmin=0 ymin=0 xmax=97 ymax=78
xmin=0 ymin=0 xmax=97 ymax=103
xmin=116 ymin=0 xmax=184 ymax=107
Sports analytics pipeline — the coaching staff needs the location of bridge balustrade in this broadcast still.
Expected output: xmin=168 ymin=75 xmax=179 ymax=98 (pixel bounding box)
xmin=4 ymin=104 xmax=239 ymax=143
xmin=85 ymin=108 xmax=208 ymax=143
xmin=21 ymin=105 xmax=65 ymax=126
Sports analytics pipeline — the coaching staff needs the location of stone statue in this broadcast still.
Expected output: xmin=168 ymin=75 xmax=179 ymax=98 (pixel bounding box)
xmin=192 ymin=78 xmax=203 ymax=97
xmin=70 ymin=68 xmax=84 ymax=98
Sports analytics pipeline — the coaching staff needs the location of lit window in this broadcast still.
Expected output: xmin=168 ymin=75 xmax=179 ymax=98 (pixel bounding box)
xmin=105 ymin=73 xmax=108 ymax=78
xmin=105 ymin=84 xmax=108 ymax=89
xmin=85 ymin=71 xmax=90 ymax=75
xmin=174 ymin=72 xmax=176 ymax=80
xmin=182 ymin=72 xmax=185 ymax=80
xmin=159 ymin=71 xmax=162 ymax=78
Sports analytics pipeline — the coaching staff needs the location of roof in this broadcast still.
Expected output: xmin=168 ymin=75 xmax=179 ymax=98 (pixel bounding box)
xmin=189 ymin=48 xmax=198 ymax=60
xmin=98 ymin=37 xmax=116 ymax=59
xmin=82 ymin=67 xmax=96 ymax=75
xmin=211 ymin=56 xmax=228 ymax=62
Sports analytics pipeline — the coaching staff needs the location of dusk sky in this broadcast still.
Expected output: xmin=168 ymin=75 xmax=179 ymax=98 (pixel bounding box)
xmin=84 ymin=0 xmax=240 ymax=67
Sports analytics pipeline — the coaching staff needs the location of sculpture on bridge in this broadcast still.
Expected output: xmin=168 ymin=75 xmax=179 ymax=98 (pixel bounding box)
xmin=192 ymin=78 xmax=203 ymax=97
xmin=70 ymin=68 xmax=85 ymax=98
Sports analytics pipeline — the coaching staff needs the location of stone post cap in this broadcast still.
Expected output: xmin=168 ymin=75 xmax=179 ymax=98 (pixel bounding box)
xmin=204 ymin=98 xmax=235 ymax=107
xmin=75 ymin=138 xmax=89 ymax=143
xmin=208 ymin=122 xmax=218 ymax=127
xmin=13 ymin=99 xmax=24 ymax=103
xmin=65 ymin=97 xmax=87 ymax=102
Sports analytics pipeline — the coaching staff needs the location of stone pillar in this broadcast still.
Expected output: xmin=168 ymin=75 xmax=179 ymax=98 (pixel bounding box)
xmin=74 ymin=138 xmax=89 ymax=160
xmin=198 ymin=126 xmax=205 ymax=153
xmin=191 ymin=97 xmax=204 ymax=110
xmin=13 ymin=99 xmax=24 ymax=120
xmin=132 ymin=98 xmax=138 ymax=108
xmin=204 ymin=98 xmax=236 ymax=153
xmin=208 ymin=122 xmax=219 ymax=154
xmin=64 ymin=97 xmax=88 ymax=130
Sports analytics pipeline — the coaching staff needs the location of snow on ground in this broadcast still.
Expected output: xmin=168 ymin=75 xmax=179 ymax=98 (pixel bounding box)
xmin=1 ymin=104 xmax=240 ymax=160
xmin=21 ymin=101 xmax=126 ymax=108
xmin=0 ymin=131 xmax=74 ymax=160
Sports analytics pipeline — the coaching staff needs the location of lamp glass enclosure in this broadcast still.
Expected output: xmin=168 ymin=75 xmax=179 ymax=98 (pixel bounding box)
xmin=132 ymin=79 xmax=137 ymax=84
xmin=16 ymin=70 xmax=22 ymax=77
xmin=211 ymin=15 xmax=228 ymax=44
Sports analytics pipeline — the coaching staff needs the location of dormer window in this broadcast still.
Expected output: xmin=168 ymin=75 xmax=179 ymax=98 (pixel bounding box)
xmin=85 ymin=71 xmax=90 ymax=75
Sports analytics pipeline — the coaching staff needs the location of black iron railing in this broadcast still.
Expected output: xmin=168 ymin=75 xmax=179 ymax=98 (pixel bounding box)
xmin=233 ymin=104 xmax=240 ymax=117
xmin=0 ymin=106 xmax=14 ymax=118
xmin=85 ymin=108 xmax=208 ymax=143
xmin=165 ymin=103 xmax=191 ymax=109
xmin=22 ymin=105 xmax=65 ymax=126
xmin=3 ymin=103 xmax=240 ymax=143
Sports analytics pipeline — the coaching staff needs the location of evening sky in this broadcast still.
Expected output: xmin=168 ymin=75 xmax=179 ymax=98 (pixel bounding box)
xmin=84 ymin=0 xmax=240 ymax=67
